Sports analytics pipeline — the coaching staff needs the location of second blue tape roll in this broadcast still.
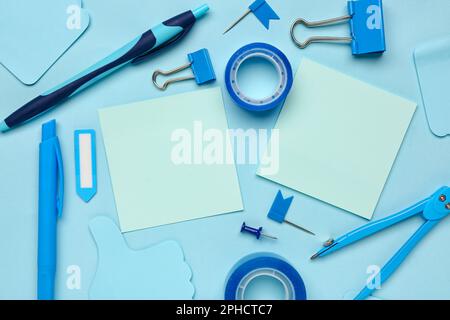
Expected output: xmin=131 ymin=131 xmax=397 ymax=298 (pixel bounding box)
xmin=225 ymin=253 xmax=307 ymax=300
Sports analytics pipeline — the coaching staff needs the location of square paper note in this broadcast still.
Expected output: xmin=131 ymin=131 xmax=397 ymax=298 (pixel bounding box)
xmin=258 ymin=59 xmax=416 ymax=219
xmin=99 ymin=88 xmax=243 ymax=232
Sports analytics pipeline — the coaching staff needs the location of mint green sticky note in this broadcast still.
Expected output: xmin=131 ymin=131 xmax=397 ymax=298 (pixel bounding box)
xmin=99 ymin=87 xmax=243 ymax=232
xmin=258 ymin=59 xmax=416 ymax=219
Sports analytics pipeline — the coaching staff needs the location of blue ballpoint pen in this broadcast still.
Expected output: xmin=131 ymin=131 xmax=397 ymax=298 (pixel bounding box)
xmin=0 ymin=5 xmax=209 ymax=132
xmin=38 ymin=120 xmax=64 ymax=300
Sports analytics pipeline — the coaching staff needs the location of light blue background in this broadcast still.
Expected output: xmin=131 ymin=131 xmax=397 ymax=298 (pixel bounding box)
xmin=1 ymin=0 xmax=449 ymax=300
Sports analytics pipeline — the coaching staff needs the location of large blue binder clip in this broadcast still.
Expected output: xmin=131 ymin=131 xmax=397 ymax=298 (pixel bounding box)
xmin=291 ymin=0 xmax=386 ymax=55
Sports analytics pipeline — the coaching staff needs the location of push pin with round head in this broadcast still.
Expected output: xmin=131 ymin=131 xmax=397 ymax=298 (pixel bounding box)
xmin=240 ymin=222 xmax=277 ymax=240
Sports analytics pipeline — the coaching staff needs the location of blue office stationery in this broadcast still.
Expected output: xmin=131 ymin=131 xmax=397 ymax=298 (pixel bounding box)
xmin=74 ymin=130 xmax=97 ymax=202
xmin=224 ymin=0 xmax=280 ymax=34
xmin=38 ymin=120 xmax=64 ymax=300
xmin=0 ymin=0 xmax=447 ymax=302
xmin=0 ymin=4 xmax=209 ymax=132
xmin=291 ymin=0 xmax=386 ymax=55
xmin=152 ymin=48 xmax=216 ymax=90
xmin=312 ymin=186 xmax=450 ymax=300
xmin=414 ymin=36 xmax=450 ymax=137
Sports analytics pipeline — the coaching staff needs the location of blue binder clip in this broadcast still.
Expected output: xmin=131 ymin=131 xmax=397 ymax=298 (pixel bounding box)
xmin=291 ymin=0 xmax=386 ymax=55
xmin=152 ymin=48 xmax=216 ymax=90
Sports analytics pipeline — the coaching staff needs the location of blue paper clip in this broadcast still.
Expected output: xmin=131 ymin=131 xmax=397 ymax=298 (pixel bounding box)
xmin=152 ymin=48 xmax=216 ymax=90
xmin=291 ymin=0 xmax=386 ymax=55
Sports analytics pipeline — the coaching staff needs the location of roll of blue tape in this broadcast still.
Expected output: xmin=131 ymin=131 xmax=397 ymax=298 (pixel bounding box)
xmin=225 ymin=43 xmax=293 ymax=112
xmin=225 ymin=253 xmax=307 ymax=300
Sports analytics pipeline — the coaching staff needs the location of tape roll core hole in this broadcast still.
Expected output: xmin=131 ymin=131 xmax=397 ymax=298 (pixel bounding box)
xmin=235 ymin=54 xmax=282 ymax=102
xmin=237 ymin=269 xmax=293 ymax=300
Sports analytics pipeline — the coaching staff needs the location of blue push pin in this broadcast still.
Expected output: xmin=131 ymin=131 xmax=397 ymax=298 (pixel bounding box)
xmin=224 ymin=0 xmax=280 ymax=34
xmin=152 ymin=48 xmax=216 ymax=90
xmin=268 ymin=191 xmax=315 ymax=236
xmin=240 ymin=222 xmax=277 ymax=240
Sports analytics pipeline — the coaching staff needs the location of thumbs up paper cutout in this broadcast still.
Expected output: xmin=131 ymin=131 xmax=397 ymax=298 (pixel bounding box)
xmin=89 ymin=216 xmax=194 ymax=299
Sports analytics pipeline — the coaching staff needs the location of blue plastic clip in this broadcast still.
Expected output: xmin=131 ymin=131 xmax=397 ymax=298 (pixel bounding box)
xmin=152 ymin=48 xmax=216 ymax=90
xmin=291 ymin=0 xmax=386 ymax=55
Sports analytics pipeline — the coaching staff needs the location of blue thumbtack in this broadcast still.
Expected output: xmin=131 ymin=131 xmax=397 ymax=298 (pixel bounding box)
xmin=152 ymin=48 xmax=216 ymax=90
xmin=241 ymin=222 xmax=277 ymax=240
xmin=267 ymin=191 xmax=315 ymax=236
xmin=291 ymin=0 xmax=386 ymax=55
xmin=224 ymin=0 xmax=280 ymax=34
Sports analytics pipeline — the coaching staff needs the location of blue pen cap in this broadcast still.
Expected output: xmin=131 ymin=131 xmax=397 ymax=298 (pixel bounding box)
xmin=40 ymin=119 xmax=64 ymax=217
xmin=42 ymin=119 xmax=56 ymax=141
xmin=192 ymin=4 xmax=209 ymax=19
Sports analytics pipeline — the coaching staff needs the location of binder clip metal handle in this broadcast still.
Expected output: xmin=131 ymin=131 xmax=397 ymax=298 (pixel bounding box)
xmin=152 ymin=48 xmax=216 ymax=91
xmin=290 ymin=15 xmax=352 ymax=49
xmin=152 ymin=62 xmax=194 ymax=91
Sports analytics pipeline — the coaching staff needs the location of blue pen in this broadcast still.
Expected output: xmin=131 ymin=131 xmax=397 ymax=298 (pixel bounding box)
xmin=0 ymin=5 xmax=209 ymax=132
xmin=37 ymin=120 xmax=64 ymax=300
